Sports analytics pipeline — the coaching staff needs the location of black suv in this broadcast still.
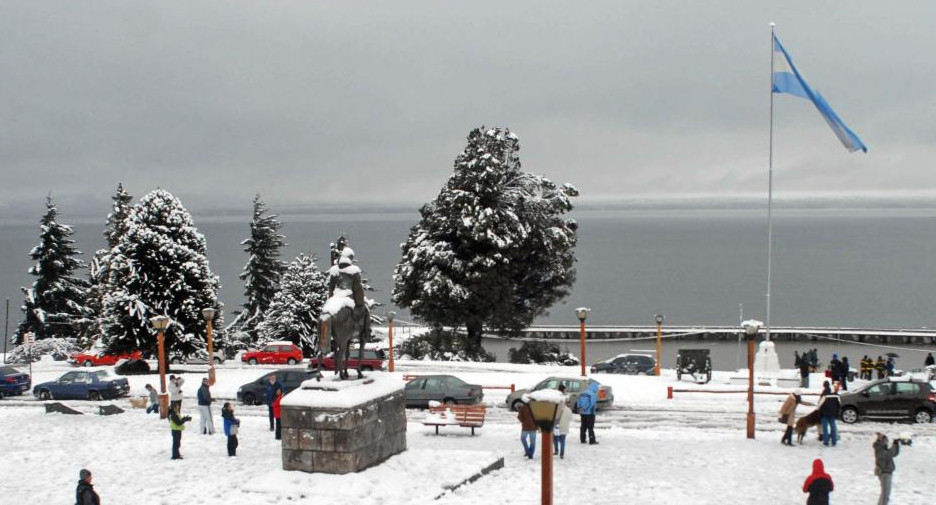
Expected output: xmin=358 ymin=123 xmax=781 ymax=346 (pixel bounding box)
xmin=839 ymin=377 xmax=935 ymax=424
xmin=591 ymin=353 xmax=656 ymax=375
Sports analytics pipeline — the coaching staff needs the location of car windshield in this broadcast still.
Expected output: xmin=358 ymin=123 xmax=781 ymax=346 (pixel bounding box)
xmin=0 ymin=366 xmax=21 ymax=375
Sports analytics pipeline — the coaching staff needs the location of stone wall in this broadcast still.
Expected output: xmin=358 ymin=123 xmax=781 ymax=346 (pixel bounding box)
xmin=281 ymin=387 xmax=407 ymax=474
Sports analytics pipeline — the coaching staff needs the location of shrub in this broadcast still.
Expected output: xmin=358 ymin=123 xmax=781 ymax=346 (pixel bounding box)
xmin=397 ymin=329 xmax=495 ymax=362
xmin=6 ymin=337 xmax=82 ymax=363
xmin=508 ymin=340 xmax=579 ymax=366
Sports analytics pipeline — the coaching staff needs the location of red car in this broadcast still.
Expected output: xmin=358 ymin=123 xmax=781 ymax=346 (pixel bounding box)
xmin=70 ymin=350 xmax=143 ymax=367
xmin=310 ymin=349 xmax=386 ymax=372
xmin=241 ymin=341 xmax=303 ymax=365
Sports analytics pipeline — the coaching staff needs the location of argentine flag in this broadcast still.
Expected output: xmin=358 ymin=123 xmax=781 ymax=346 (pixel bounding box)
xmin=772 ymin=34 xmax=867 ymax=153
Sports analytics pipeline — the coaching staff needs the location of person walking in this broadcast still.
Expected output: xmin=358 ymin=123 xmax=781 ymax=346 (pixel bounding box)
xmin=576 ymin=382 xmax=599 ymax=445
xmin=168 ymin=375 xmax=184 ymax=411
xmin=779 ymin=389 xmax=813 ymax=446
xmin=817 ymin=381 xmax=840 ymax=446
xmin=145 ymin=383 xmax=159 ymax=415
xmin=169 ymin=403 xmax=192 ymax=460
xmin=273 ymin=387 xmax=284 ymax=440
xmin=839 ymin=356 xmax=850 ymax=391
xmin=76 ymin=468 xmax=100 ymax=505
xmin=517 ymin=396 xmax=536 ymax=459
xmin=873 ymin=433 xmax=902 ymax=505
xmin=221 ymin=402 xmax=240 ymax=457
xmin=799 ymin=356 xmax=811 ymax=388
xmin=196 ymin=377 xmax=215 ymax=435
xmin=802 ymin=458 xmax=833 ymax=505
xmin=553 ymin=400 xmax=572 ymax=459
xmin=265 ymin=374 xmax=283 ymax=432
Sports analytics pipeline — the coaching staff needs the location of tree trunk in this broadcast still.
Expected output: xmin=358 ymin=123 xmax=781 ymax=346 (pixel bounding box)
xmin=465 ymin=320 xmax=484 ymax=355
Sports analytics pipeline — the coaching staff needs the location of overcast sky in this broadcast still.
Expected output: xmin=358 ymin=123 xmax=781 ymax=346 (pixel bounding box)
xmin=2 ymin=1 xmax=935 ymax=220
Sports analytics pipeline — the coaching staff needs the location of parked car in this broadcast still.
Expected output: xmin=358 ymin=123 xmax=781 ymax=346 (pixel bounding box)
xmin=114 ymin=359 xmax=151 ymax=375
xmin=169 ymin=350 xmax=225 ymax=365
xmin=33 ymin=370 xmax=130 ymax=401
xmin=69 ymin=350 xmax=143 ymax=367
xmin=404 ymin=374 xmax=484 ymax=408
xmin=241 ymin=341 xmax=303 ymax=365
xmin=591 ymin=353 xmax=656 ymax=375
xmin=506 ymin=376 xmax=614 ymax=412
xmin=309 ymin=349 xmax=386 ymax=372
xmin=839 ymin=377 xmax=936 ymax=424
xmin=236 ymin=368 xmax=318 ymax=405
xmin=0 ymin=366 xmax=31 ymax=397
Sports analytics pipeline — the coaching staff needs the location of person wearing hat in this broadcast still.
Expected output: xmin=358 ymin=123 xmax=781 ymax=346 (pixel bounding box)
xmin=76 ymin=468 xmax=100 ymax=505
xmin=779 ymin=388 xmax=814 ymax=446
xmin=196 ymin=376 xmax=215 ymax=435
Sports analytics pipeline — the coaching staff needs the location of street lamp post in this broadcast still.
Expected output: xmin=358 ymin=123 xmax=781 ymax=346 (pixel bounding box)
xmin=654 ymin=314 xmax=664 ymax=376
xmin=150 ymin=315 xmax=171 ymax=419
xmin=529 ymin=399 xmax=561 ymax=505
xmin=202 ymin=307 xmax=217 ymax=386
xmin=742 ymin=319 xmax=762 ymax=439
xmin=575 ymin=308 xmax=590 ymax=377
xmin=386 ymin=311 xmax=396 ymax=373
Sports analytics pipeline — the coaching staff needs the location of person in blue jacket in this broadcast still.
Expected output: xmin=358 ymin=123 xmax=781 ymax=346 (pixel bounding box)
xmin=265 ymin=374 xmax=283 ymax=432
xmin=576 ymin=382 xmax=599 ymax=445
xmin=221 ymin=402 xmax=241 ymax=457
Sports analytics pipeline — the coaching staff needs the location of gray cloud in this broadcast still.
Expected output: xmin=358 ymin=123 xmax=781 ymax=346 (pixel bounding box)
xmin=2 ymin=0 xmax=935 ymax=220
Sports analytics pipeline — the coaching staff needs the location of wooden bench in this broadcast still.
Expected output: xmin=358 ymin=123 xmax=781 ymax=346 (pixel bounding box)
xmin=423 ymin=404 xmax=487 ymax=436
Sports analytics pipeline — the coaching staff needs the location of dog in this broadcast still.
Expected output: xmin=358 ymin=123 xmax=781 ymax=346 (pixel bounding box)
xmin=129 ymin=397 xmax=148 ymax=409
xmin=794 ymin=409 xmax=822 ymax=444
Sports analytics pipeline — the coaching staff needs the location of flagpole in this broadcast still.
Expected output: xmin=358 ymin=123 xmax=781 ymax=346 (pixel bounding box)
xmin=766 ymin=22 xmax=776 ymax=342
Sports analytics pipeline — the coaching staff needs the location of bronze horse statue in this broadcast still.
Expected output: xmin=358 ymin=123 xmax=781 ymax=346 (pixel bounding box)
xmin=317 ymin=248 xmax=371 ymax=380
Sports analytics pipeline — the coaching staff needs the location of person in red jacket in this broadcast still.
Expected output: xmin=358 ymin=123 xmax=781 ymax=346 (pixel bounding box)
xmin=273 ymin=388 xmax=283 ymax=440
xmin=802 ymin=458 xmax=833 ymax=505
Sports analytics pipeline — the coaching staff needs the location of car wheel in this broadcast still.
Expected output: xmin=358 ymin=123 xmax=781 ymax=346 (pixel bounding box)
xmin=82 ymin=360 xmax=93 ymax=367
xmin=287 ymin=358 xmax=297 ymax=365
xmin=248 ymin=358 xmax=258 ymax=365
xmin=637 ymin=371 xmax=647 ymax=376
xmin=443 ymin=398 xmax=456 ymax=405
xmin=88 ymin=391 xmax=101 ymax=401
xmin=170 ymin=357 xmax=181 ymax=365
xmin=361 ymin=366 xmax=374 ymax=372
xmin=213 ymin=357 xmax=222 ymax=365
xmin=243 ymin=392 xmax=257 ymax=405
xmin=913 ymin=408 xmax=933 ymax=424
xmin=511 ymin=399 xmax=524 ymax=412
xmin=39 ymin=389 xmax=51 ymax=400
xmin=841 ymin=406 xmax=859 ymax=424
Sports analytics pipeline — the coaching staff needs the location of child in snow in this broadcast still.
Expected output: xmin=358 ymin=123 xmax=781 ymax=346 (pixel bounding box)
xmin=802 ymin=458 xmax=833 ymax=505
xmin=221 ymin=402 xmax=240 ymax=457
xmin=145 ymin=383 xmax=159 ymax=414
xmin=273 ymin=388 xmax=284 ymax=440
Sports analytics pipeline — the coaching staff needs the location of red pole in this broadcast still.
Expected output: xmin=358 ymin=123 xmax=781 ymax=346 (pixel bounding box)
xmin=157 ymin=329 xmax=169 ymax=419
xmin=541 ymin=430 xmax=553 ymax=505
xmin=746 ymin=337 xmax=755 ymax=439
xmin=579 ymin=319 xmax=587 ymax=377
xmin=388 ymin=318 xmax=395 ymax=373
xmin=667 ymin=386 xmax=673 ymax=400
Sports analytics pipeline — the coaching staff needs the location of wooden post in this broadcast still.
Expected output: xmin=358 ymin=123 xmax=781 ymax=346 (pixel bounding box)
xmin=579 ymin=319 xmax=587 ymax=377
xmin=206 ymin=316 xmax=216 ymax=385
xmin=388 ymin=315 xmax=395 ymax=373
xmin=157 ymin=329 xmax=169 ymax=419
xmin=541 ymin=430 xmax=554 ymax=505
xmin=746 ymin=337 xmax=755 ymax=439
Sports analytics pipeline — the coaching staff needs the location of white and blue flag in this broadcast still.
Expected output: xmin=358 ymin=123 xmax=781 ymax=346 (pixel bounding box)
xmin=772 ymin=34 xmax=867 ymax=153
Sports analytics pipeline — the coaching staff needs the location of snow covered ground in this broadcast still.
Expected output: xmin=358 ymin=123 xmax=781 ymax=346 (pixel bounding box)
xmin=1 ymin=358 xmax=933 ymax=504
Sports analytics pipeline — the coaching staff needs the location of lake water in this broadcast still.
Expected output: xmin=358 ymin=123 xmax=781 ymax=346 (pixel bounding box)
xmin=3 ymin=207 xmax=936 ymax=364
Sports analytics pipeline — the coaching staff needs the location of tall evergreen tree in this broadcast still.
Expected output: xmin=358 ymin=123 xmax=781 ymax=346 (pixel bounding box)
xmin=15 ymin=195 xmax=90 ymax=342
xmin=226 ymin=195 xmax=287 ymax=350
xmin=100 ymin=189 xmax=222 ymax=356
xmin=256 ymin=252 xmax=328 ymax=355
xmin=393 ymin=127 xmax=579 ymax=352
xmin=81 ymin=183 xmax=134 ymax=346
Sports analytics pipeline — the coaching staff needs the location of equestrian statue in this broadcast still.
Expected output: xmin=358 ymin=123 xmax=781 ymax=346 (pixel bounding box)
xmin=318 ymin=247 xmax=372 ymax=380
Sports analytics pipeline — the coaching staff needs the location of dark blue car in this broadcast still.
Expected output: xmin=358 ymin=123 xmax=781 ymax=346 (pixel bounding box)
xmin=0 ymin=366 xmax=31 ymax=397
xmin=33 ymin=370 xmax=130 ymax=401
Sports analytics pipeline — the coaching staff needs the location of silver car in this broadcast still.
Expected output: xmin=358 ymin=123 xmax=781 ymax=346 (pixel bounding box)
xmin=505 ymin=376 xmax=614 ymax=411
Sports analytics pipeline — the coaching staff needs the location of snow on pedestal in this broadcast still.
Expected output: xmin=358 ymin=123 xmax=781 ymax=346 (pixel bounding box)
xmin=280 ymin=372 xmax=407 ymax=474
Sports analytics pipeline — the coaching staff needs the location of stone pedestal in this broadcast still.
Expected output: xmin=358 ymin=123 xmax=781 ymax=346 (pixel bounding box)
xmin=280 ymin=373 xmax=406 ymax=474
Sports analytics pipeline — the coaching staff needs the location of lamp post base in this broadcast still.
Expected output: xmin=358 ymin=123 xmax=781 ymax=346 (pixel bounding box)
xmin=746 ymin=412 xmax=755 ymax=439
xmin=159 ymin=393 xmax=170 ymax=420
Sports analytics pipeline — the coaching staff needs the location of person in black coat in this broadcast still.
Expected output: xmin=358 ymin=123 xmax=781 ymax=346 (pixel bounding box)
xmin=925 ymin=352 xmax=935 ymax=367
xmin=76 ymin=468 xmax=100 ymax=505
xmin=817 ymin=381 xmax=840 ymax=447
xmin=265 ymin=374 xmax=283 ymax=432
xmin=802 ymin=458 xmax=833 ymax=505
xmin=839 ymin=356 xmax=850 ymax=391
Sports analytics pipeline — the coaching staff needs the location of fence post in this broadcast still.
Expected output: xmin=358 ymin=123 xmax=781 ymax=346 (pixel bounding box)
xmin=667 ymin=386 xmax=673 ymax=400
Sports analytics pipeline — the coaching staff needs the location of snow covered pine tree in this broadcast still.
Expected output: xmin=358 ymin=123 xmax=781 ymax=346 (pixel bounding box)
xmin=226 ymin=194 xmax=287 ymax=351
xmin=256 ymin=252 xmax=328 ymax=356
xmin=100 ymin=189 xmax=222 ymax=357
xmin=392 ymin=127 xmax=579 ymax=354
xmin=15 ymin=195 xmax=90 ymax=343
